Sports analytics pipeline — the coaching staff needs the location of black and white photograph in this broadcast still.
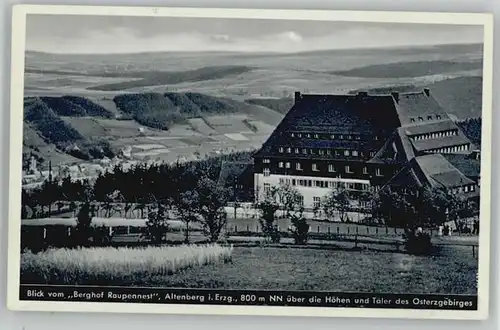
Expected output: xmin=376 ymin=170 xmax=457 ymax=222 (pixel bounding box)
xmin=6 ymin=5 xmax=493 ymax=320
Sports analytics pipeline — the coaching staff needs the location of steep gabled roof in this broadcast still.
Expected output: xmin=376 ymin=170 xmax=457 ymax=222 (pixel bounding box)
xmin=410 ymin=132 xmax=471 ymax=152
xmin=394 ymin=91 xmax=449 ymax=127
xmin=382 ymin=153 xmax=476 ymax=192
xmin=368 ymin=127 xmax=416 ymax=165
xmin=254 ymin=92 xmax=401 ymax=157
xmin=414 ymin=154 xmax=475 ymax=189
xmin=403 ymin=120 xmax=458 ymax=135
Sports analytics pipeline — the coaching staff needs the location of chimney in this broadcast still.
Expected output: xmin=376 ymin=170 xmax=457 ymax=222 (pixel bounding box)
xmin=357 ymin=91 xmax=368 ymax=97
xmin=423 ymin=88 xmax=430 ymax=97
xmin=294 ymin=91 xmax=301 ymax=103
xmin=391 ymin=92 xmax=399 ymax=103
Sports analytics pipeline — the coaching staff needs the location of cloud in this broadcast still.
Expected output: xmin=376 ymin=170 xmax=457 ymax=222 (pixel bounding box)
xmin=26 ymin=26 xmax=483 ymax=54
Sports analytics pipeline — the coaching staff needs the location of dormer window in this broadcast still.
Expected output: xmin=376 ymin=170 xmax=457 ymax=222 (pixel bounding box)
xmin=279 ymin=147 xmax=284 ymax=153
xmin=297 ymin=133 xmax=302 ymax=138
xmin=294 ymin=148 xmax=299 ymax=154
xmin=436 ymin=115 xmax=442 ymax=120
xmin=314 ymin=134 xmax=319 ymax=139
xmin=306 ymin=134 xmax=311 ymax=138
xmin=330 ymin=134 xmax=335 ymax=139
xmin=427 ymin=115 xmax=433 ymax=120
xmin=286 ymin=147 xmax=291 ymax=153
xmin=418 ymin=117 xmax=424 ymax=121
xmin=302 ymin=148 xmax=307 ymax=154
xmin=410 ymin=118 xmax=416 ymax=123
xmin=291 ymin=133 xmax=295 ymax=137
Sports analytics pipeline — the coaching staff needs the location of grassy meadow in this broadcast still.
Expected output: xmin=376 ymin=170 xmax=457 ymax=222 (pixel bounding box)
xmin=21 ymin=244 xmax=233 ymax=285
xmin=20 ymin=244 xmax=477 ymax=294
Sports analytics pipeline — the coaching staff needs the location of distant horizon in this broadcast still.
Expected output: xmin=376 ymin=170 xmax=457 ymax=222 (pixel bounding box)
xmin=25 ymin=41 xmax=483 ymax=56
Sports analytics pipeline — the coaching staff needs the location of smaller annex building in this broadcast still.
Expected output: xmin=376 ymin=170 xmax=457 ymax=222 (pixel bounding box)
xmin=253 ymin=89 xmax=480 ymax=210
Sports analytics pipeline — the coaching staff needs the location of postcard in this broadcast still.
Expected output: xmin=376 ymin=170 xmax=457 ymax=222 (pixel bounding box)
xmin=6 ymin=5 xmax=493 ymax=320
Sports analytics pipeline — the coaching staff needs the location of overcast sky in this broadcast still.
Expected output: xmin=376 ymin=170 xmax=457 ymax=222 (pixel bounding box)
xmin=25 ymin=14 xmax=484 ymax=54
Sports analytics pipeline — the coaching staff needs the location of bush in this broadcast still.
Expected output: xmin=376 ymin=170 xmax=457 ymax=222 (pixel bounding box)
xmin=290 ymin=215 xmax=309 ymax=245
xmin=404 ymin=231 xmax=433 ymax=255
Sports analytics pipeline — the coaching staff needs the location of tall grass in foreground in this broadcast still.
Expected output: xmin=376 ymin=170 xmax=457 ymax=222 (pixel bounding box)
xmin=21 ymin=244 xmax=233 ymax=285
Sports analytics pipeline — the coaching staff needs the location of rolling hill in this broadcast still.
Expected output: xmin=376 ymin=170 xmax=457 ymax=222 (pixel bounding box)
xmin=332 ymin=60 xmax=483 ymax=78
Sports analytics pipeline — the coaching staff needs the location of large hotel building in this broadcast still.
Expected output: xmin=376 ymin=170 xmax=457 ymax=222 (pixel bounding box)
xmin=252 ymin=89 xmax=480 ymax=209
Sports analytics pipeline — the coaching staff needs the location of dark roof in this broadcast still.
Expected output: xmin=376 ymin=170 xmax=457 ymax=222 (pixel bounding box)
xmin=368 ymin=128 xmax=416 ymax=165
xmin=410 ymin=131 xmax=472 ymax=152
xmin=403 ymin=120 xmax=459 ymax=135
xmin=442 ymin=153 xmax=481 ymax=178
xmin=414 ymin=154 xmax=475 ymax=188
xmin=394 ymin=91 xmax=449 ymax=126
xmin=255 ymin=92 xmax=401 ymax=157
xmin=382 ymin=154 xmax=476 ymax=192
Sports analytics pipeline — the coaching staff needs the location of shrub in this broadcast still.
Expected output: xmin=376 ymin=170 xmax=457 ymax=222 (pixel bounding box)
xmin=289 ymin=215 xmax=310 ymax=245
xmin=404 ymin=231 xmax=433 ymax=255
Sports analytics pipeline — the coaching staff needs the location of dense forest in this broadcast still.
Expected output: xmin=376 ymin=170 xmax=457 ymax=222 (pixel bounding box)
xmin=457 ymin=117 xmax=482 ymax=146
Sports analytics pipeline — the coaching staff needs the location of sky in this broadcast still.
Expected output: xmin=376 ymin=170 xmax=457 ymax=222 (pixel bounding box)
xmin=25 ymin=14 xmax=485 ymax=54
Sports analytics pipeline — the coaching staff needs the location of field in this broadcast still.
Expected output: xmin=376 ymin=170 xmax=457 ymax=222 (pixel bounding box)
xmin=21 ymin=244 xmax=233 ymax=285
xmin=20 ymin=245 xmax=477 ymax=294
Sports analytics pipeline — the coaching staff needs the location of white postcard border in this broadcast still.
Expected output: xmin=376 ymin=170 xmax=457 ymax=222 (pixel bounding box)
xmin=6 ymin=4 xmax=494 ymax=320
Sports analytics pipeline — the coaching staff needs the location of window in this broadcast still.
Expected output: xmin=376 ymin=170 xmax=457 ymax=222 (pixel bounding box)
xmin=464 ymin=185 xmax=469 ymax=192
xmin=370 ymin=151 xmax=376 ymax=157
xmin=313 ymin=197 xmax=321 ymax=208
xmin=285 ymin=162 xmax=291 ymax=169
xmin=308 ymin=180 xmax=312 ymax=187
xmin=363 ymin=167 xmax=368 ymax=174
xmin=339 ymin=134 xmax=343 ymax=140
xmin=410 ymin=118 xmax=416 ymax=123
xmin=297 ymin=133 xmax=302 ymax=138
xmin=279 ymin=147 xmax=284 ymax=153
xmin=471 ymin=185 xmax=475 ymax=192
xmin=328 ymin=164 xmax=335 ymax=172
xmin=427 ymin=115 xmax=433 ymax=120
xmin=374 ymin=136 xmax=379 ymax=141
xmin=296 ymin=162 xmax=302 ymax=171
xmin=263 ymin=168 xmax=270 ymax=177
xmin=375 ymin=168 xmax=382 ymax=177
xmin=279 ymin=178 xmax=284 ymax=184
xmin=286 ymin=147 xmax=291 ymax=153
xmin=263 ymin=183 xmax=271 ymax=194
xmin=319 ymin=149 xmax=324 ymax=155
xmin=314 ymin=134 xmax=319 ymax=139
xmin=298 ymin=195 xmax=304 ymax=206
xmin=310 ymin=149 xmax=315 ymax=154
xmin=347 ymin=135 xmax=352 ymax=140
xmin=292 ymin=179 xmax=296 ymax=186
xmin=295 ymin=148 xmax=299 ymax=154
xmin=312 ymin=163 xmax=319 ymax=171
xmin=436 ymin=114 xmax=442 ymax=120
xmin=278 ymin=162 xmax=284 ymax=168
xmin=344 ymin=150 xmax=350 ymax=156
xmin=307 ymin=134 xmax=311 ymax=138
xmin=302 ymin=148 xmax=307 ymax=154
xmin=263 ymin=159 xmax=270 ymax=164
xmin=355 ymin=135 xmax=361 ymax=140
xmin=326 ymin=150 xmax=331 ymax=155
xmin=291 ymin=133 xmax=295 ymax=137
xmin=330 ymin=134 xmax=335 ymax=139
xmin=352 ymin=150 xmax=359 ymax=157
xmin=345 ymin=165 xmax=352 ymax=173
xmin=418 ymin=117 xmax=424 ymax=121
